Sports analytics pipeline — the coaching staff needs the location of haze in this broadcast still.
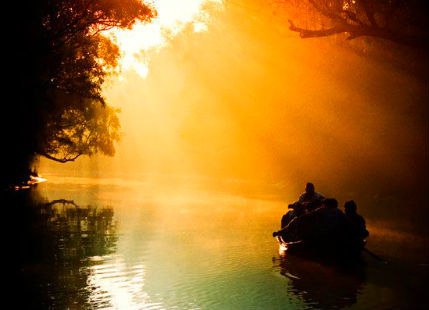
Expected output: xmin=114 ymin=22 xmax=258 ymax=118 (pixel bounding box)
xmin=39 ymin=0 xmax=428 ymax=234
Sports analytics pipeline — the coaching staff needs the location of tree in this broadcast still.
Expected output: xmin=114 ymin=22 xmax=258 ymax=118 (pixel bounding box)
xmin=282 ymin=0 xmax=427 ymax=48
xmin=37 ymin=32 xmax=123 ymax=163
xmin=41 ymin=101 xmax=121 ymax=163
xmin=3 ymin=0 xmax=155 ymax=184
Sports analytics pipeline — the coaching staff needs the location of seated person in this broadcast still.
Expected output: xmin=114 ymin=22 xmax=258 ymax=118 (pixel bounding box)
xmin=281 ymin=202 xmax=305 ymax=228
xmin=298 ymin=182 xmax=325 ymax=205
xmin=274 ymin=198 xmax=349 ymax=247
xmin=344 ymin=200 xmax=369 ymax=239
xmin=306 ymin=199 xmax=323 ymax=213
xmin=311 ymin=198 xmax=349 ymax=241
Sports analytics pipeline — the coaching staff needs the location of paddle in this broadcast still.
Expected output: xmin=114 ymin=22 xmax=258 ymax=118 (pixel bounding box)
xmin=363 ymin=248 xmax=388 ymax=264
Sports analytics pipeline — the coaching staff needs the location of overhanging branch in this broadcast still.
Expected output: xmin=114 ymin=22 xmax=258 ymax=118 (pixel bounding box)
xmin=288 ymin=20 xmax=350 ymax=38
xmin=288 ymin=19 xmax=428 ymax=48
xmin=39 ymin=152 xmax=82 ymax=163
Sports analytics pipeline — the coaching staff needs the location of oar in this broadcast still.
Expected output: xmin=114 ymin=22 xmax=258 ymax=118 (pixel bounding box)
xmin=363 ymin=248 xmax=387 ymax=264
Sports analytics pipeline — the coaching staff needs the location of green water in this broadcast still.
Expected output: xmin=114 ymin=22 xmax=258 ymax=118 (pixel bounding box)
xmin=8 ymin=175 xmax=429 ymax=310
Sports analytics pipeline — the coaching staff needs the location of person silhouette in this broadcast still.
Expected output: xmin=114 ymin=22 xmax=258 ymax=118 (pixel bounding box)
xmin=344 ymin=200 xmax=369 ymax=239
xmin=298 ymin=182 xmax=325 ymax=204
xmin=281 ymin=202 xmax=305 ymax=228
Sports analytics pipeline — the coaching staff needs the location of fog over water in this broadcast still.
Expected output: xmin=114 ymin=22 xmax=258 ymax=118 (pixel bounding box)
xmin=14 ymin=175 xmax=427 ymax=310
xmin=39 ymin=0 xmax=428 ymax=237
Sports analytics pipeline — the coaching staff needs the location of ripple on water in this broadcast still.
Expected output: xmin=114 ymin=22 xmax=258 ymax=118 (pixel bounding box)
xmin=84 ymin=254 xmax=155 ymax=310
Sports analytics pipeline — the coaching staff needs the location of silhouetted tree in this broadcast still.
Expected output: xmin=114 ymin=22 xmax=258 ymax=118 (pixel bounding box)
xmin=3 ymin=0 xmax=155 ymax=185
xmin=41 ymin=99 xmax=121 ymax=163
xmin=281 ymin=0 xmax=427 ymax=48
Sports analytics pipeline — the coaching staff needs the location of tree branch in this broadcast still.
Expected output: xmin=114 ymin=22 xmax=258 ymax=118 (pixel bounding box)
xmin=39 ymin=151 xmax=82 ymax=163
xmin=288 ymin=19 xmax=428 ymax=48
xmin=288 ymin=19 xmax=348 ymax=38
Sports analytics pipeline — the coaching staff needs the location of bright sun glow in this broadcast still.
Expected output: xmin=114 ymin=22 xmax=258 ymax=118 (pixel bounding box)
xmin=107 ymin=0 xmax=223 ymax=78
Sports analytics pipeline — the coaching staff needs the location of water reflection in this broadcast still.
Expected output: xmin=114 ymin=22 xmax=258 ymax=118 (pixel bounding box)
xmin=40 ymin=199 xmax=117 ymax=259
xmin=15 ymin=194 xmax=118 ymax=310
xmin=7 ymin=180 xmax=429 ymax=310
xmin=277 ymin=253 xmax=365 ymax=310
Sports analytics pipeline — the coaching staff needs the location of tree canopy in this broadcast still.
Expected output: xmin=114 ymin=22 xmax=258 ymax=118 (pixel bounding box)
xmin=4 ymin=0 xmax=155 ymax=185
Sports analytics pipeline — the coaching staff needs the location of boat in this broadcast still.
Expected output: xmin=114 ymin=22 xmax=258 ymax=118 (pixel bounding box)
xmin=276 ymin=235 xmax=365 ymax=260
xmin=274 ymin=205 xmax=367 ymax=260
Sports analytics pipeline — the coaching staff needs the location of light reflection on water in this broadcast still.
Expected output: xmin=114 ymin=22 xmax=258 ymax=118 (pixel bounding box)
xmin=87 ymin=258 xmax=155 ymax=310
xmin=10 ymin=176 xmax=429 ymax=310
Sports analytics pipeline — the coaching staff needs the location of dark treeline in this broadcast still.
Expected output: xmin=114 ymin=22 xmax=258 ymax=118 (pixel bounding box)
xmin=2 ymin=0 xmax=155 ymax=187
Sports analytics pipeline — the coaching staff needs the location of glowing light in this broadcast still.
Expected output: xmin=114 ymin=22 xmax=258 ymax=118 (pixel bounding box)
xmin=29 ymin=175 xmax=47 ymax=184
xmin=106 ymin=0 xmax=223 ymax=78
xmin=279 ymin=243 xmax=288 ymax=255
xmin=193 ymin=21 xmax=208 ymax=32
xmin=13 ymin=174 xmax=47 ymax=191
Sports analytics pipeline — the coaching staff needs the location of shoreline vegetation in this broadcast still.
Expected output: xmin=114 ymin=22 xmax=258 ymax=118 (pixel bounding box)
xmin=3 ymin=0 xmax=156 ymax=189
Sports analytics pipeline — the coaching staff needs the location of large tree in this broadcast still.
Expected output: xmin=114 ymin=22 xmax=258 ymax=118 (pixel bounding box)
xmin=282 ymin=0 xmax=427 ymax=48
xmin=4 ymin=0 xmax=155 ymax=185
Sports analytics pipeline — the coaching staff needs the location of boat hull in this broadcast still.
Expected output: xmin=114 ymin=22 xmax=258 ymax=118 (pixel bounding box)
xmin=277 ymin=237 xmax=364 ymax=260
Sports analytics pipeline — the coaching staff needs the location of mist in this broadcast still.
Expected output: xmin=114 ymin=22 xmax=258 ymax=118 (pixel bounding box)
xmin=39 ymin=0 xmax=428 ymax=234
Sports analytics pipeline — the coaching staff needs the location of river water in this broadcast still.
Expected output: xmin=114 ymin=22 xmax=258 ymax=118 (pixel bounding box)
xmin=8 ymin=174 xmax=429 ymax=310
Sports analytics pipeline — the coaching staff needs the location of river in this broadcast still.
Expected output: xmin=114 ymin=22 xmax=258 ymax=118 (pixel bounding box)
xmin=7 ymin=173 xmax=429 ymax=310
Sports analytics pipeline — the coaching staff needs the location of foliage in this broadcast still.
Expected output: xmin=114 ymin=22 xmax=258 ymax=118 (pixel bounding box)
xmin=34 ymin=0 xmax=154 ymax=162
xmin=42 ymin=101 xmax=121 ymax=163
xmin=4 ymin=0 xmax=155 ymax=182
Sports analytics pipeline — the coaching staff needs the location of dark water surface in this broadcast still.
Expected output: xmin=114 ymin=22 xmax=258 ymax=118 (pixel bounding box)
xmin=6 ymin=175 xmax=429 ymax=310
